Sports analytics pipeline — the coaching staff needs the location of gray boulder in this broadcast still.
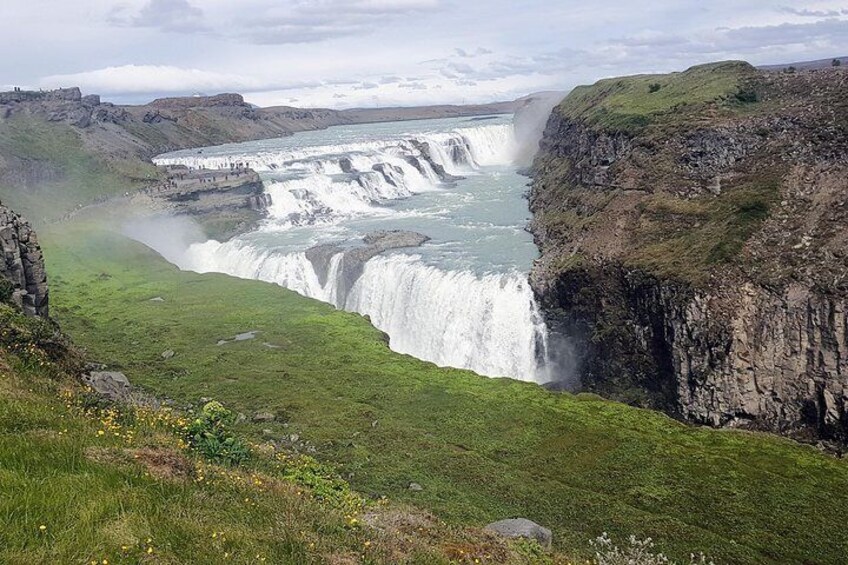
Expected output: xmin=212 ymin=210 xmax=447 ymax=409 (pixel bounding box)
xmin=252 ymin=411 xmax=276 ymax=422
xmin=82 ymin=371 xmax=132 ymax=402
xmin=304 ymin=230 xmax=430 ymax=304
xmin=484 ymin=518 xmax=552 ymax=550
xmin=161 ymin=349 xmax=175 ymax=359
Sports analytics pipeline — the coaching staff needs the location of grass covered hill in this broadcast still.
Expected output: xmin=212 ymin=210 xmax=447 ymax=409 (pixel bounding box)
xmin=0 ymin=301 xmax=562 ymax=564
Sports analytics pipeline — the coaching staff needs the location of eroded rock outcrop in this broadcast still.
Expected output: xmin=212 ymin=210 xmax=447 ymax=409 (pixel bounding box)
xmin=0 ymin=203 xmax=48 ymax=317
xmin=130 ymin=165 xmax=271 ymax=239
xmin=306 ymin=230 xmax=430 ymax=300
xmin=530 ymin=62 xmax=848 ymax=444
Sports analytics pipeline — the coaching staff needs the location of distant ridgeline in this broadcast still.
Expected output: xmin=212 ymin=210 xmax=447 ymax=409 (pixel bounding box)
xmin=0 ymin=86 xmax=97 ymax=104
xmin=0 ymin=86 xmax=524 ymax=160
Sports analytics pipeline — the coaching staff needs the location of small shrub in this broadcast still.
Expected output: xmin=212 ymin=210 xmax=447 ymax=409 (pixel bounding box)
xmin=512 ymin=538 xmax=552 ymax=563
xmin=649 ymin=83 xmax=662 ymax=93
xmin=0 ymin=278 xmax=14 ymax=303
xmin=737 ymin=199 xmax=769 ymax=222
xmin=833 ymin=59 xmax=842 ymax=67
xmin=280 ymin=454 xmax=364 ymax=513
xmin=591 ymin=533 xmax=714 ymax=565
xmin=184 ymin=401 xmax=250 ymax=466
xmin=734 ymin=88 xmax=758 ymax=103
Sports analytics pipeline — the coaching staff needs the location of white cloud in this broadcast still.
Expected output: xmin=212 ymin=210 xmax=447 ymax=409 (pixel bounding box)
xmin=108 ymin=0 xmax=445 ymax=44
xmin=5 ymin=0 xmax=848 ymax=107
xmin=40 ymin=64 xmax=318 ymax=95
xmin=109 ymin=0 xmax=207 ymax=33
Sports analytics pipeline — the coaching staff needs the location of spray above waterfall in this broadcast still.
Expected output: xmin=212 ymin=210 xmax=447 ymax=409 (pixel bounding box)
xmin=148 ymin=116 xmax=553 ymax=383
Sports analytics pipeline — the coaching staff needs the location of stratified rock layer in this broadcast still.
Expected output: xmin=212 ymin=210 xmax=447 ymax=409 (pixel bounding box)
xmin=306 ymin=230 xmax=430 ymax=300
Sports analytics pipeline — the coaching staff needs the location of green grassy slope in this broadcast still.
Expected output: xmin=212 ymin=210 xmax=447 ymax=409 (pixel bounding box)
xmin=42 ymin=222 xmax=848 ymax=564
xmin=555 ymin=61 xmax=758 ymax=133
xmin=1 ymin=302 xmax=554 ymax=565
xmin=0 ymin=117 xmax=160 ymax=220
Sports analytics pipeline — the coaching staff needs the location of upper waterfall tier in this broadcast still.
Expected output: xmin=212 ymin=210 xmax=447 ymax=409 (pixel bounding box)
xmin=155 ymin=122 xmax=517 ymax=228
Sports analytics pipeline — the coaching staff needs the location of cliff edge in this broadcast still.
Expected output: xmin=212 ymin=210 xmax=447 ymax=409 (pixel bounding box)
xmin=530 ymin=61 xmax=848 ymax=445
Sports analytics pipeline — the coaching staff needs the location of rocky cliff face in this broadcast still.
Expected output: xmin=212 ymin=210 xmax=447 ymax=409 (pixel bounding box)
xmin=530 ymin=62 xmax=848 ymax=445
xmin=0 ymin=203 xmax=48 ymax=317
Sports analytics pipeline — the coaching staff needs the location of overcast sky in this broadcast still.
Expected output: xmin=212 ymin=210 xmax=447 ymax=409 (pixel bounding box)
xmin=3 ymin=1 xmax=847 ymax=108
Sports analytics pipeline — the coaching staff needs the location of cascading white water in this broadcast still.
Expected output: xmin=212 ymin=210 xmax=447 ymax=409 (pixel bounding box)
xmin=150 ymin=118 xmax=552 ymax=383
xmin=179 ymin=240 xmax=332 ymax=302
xmin=347 ymin=254 xmax=547 ymax=380
xmin=173 ymin=238 xmax=547 ymax=382
xmin=154 ymin=124 xmax=516 ymax=227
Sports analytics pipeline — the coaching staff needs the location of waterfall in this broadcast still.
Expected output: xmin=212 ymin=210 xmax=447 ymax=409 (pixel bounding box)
xmin=147 ymin=118 xmax=552 ymax=384
xmin=154 ymin=123 xmax=518 ymax=227
xmin=347 ymin=254 xmax=547 ymax=381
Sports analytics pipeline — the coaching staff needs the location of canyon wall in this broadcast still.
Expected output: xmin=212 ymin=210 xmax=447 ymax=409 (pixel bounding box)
xmin=530 ymin=62 xmax=848 ymax=444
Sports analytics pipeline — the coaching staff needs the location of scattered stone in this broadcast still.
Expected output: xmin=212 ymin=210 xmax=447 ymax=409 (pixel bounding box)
xmin=252 ymin=411 xmax=276 ymax=423
xmin=289 ymin=433 xmax=300 ymax=443
xmin=217 ymin=330 xmax=260 ymax=346
xmin=371 ymin=420 xmax=379 ymax=427
xmin=262 ymin=429 xmax=273 ymax=437
xmin=408 ymin=482 xmax=424 ymax=492
xmin=235 ymin=412 xmax=246 ymax=424
xmin=149 ymin=296 xmax=165 ymax=302
xmin=484 ymin=518 xmax=552 ymax=550
xmin=161 ymin=349 xmax=175 ymax=359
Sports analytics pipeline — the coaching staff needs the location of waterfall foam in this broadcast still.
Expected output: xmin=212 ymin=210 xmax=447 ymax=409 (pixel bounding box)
xmin=347 ymin=254 xmax=547 ymax=381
